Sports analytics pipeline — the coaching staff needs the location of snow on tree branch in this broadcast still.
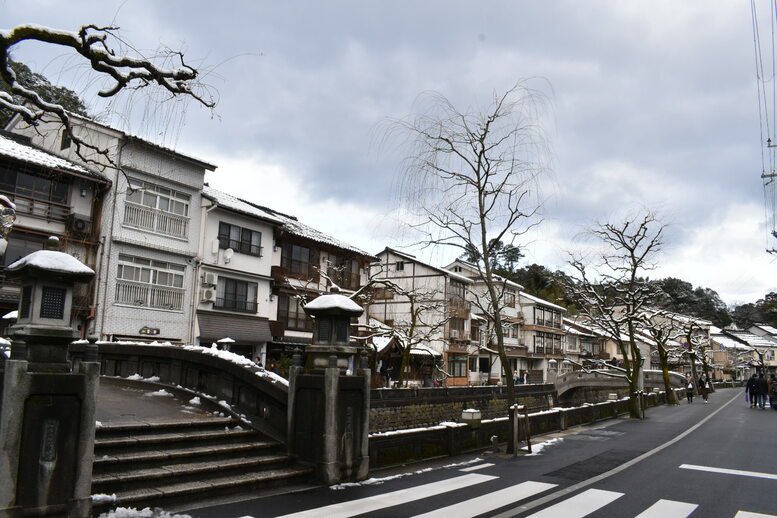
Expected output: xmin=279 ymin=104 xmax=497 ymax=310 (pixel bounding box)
xmin=1 ymin=23 xmax=216 ymax=168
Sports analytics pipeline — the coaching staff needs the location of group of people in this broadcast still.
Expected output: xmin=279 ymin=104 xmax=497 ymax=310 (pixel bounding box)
xmin=685 ymin=374 xmax=712 ymax=404
xmin=745 ymin=372 xmax=777 ymax=409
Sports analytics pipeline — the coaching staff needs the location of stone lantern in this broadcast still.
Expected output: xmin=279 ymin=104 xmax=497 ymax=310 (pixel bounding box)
xmin=287 ymin=286 xmax=370 ymax=485
xmin=302 ymin=286 xmax=364 ymax=372
xmin=0 ymin=237 xmax=98 ymax=517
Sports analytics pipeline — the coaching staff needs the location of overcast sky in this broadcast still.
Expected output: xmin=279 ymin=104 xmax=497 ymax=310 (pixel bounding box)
xmin=5 ymin=1 xmax=777 ymax=305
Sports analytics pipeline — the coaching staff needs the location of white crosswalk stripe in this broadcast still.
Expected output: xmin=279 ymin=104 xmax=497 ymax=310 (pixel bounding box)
xmin=410 ymin=481 xmax=557 ymax=518
xmin=634 ymin=499 xmax=698 ymax=518
xmin=734 ymin=513 xmax=777 ymax=518
xmin=524 ymin=488 xmax=624 ymax=518
xmin=273 ymin=473 xmax=497 ymax=518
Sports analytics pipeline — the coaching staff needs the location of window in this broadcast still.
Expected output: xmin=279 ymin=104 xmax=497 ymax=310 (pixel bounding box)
xmin=471 ymin=322 xmax=480 ymax=341
xmin=117 ymin=255 xmax=185 ymax=288
xmin=126 ymin=178 xmax=190 ymax=217
xmin=505 ymin=289 xmax=516 ymax=308
xmin=281 ymin=243 xmax=312 ymax=275
xmin=115 ymin=254 xmax=186 ymax=310
xmin=396 ymin=261 xmax=404 ymax=271
xmin=215 ymin=277 xmax=258 ymax=313
xmin=218 ymin=222 xmax=262 ymax=256
xmin=449 ymin=280 xmax=465 ymax=300
xmin=60 ymin=129 xmax=71 ymax=150
xmin=325 ymin=254 xmax=361 ymax=290
xmin=277 ymin=293 xmax=313 ymax=331
xmin=0 ymin=167 xmax=70 ymax=220
xmin=448 ymin=355 xmax=467 ymax=377
xmin=2 ymin=233 xmax=46 ymax=268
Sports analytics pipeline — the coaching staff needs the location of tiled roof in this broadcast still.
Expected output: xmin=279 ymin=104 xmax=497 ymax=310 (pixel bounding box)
xmin=0 ymin=133 xmax=108 ymax=182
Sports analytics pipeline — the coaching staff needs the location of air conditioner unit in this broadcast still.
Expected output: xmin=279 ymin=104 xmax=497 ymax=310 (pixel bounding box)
xmin=202 ymin=273 xmax=216 ymax=287
xmin=68 ymin=213 xmax=92 ymax=234
xmin=201 ymin=289 xmax=217 ymax=303
xmin=450 ymin=330 xmax=459 ymax=339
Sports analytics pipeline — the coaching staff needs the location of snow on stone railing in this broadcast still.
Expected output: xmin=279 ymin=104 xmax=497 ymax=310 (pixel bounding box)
xmin=75 ymin=339 xmax=289 ymax=387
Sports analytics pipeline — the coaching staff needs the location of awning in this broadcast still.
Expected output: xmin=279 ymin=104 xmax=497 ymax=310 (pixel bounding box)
xmin=197 ymin=311 xmax=273 ymax=344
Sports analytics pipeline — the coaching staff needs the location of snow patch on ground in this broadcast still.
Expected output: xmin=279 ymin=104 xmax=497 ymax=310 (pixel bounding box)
xmin=523 ymin=437 xmax=563 ymax=456
xmin=90 ymin=494 xmax=116 ymax=504
xmin=97 ymin=508 xmax=191 ymax=518
xmin=143 ymin=389 xmax=174 ymax=398
xmin=329 ymin=458 xmax=483 ymax=490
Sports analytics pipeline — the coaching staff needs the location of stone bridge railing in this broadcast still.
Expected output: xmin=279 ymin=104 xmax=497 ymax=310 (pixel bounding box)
xmin=69 ymin=342 xmax=289 ymax=442
xmin=554 ymin=368 xmax=686 ymax=398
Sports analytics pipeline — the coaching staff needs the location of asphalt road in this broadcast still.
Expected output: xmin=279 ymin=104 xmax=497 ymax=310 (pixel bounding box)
xmin=183 ymin=388 xmax=777 ymax=518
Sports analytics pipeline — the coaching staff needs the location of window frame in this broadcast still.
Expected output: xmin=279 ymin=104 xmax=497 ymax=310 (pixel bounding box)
xmin=218 ymin=222 xmax=262 ymax=257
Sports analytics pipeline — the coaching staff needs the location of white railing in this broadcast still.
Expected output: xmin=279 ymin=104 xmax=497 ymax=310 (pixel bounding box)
xmin=123 ymin=202 xmax=189 ymax=239
xmin=115 ymin=280 xmax=185 ymax=311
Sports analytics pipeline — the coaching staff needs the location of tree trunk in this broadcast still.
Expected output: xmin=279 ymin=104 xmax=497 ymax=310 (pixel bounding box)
xmin=658 ymin=346 xmax=678 ymax=405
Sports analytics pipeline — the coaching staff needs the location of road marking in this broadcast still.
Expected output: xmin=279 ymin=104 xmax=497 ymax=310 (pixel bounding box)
xmin=273 ymin=473 xmax=497 ymax=518
xmin=634 ymin=499 xmax=698 ymax=517
xmin=735 ymin=512 xmax=777 ymax=518
xmin=680 ymin=464 xmax=777 ymax=481
xmin=524 ymin=488 xmax=623 ymax=518
xmin=460 ymin=463 xmax=495 ymax=472
xmin=410 ymin=481 xmax=557 ymax=518
xmin=491 ymin=390 xmax=743 ymax=518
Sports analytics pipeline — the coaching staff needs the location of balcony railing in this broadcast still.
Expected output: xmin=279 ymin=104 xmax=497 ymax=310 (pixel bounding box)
xmin=123 ymin=202 xmax=189 ymax=239
xmin=115 ymin=280 xmax=185 ymax=311
xmin=10 ymin=194 xmax=69 ymax=222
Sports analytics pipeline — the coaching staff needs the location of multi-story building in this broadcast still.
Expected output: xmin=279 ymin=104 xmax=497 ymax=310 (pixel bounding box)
xmin=8 ymin=115 xmax=216 ymax=342
xmin=444 ymin=259 xmax=524 ymax=385
xmin=368 ymin=248 xmax=474 ymax=386
xmin=195 ymin=186 xmax=282 ymax=360
xmin=0 ymin=132 xmax=110 ymax=336
xmin=264 ymin=206 xmax=375 ymax=364
xmin=518 ymin=292 xmax=566 ymax=383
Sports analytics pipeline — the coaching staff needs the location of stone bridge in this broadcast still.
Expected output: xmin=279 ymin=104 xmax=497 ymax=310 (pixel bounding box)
xmin=554 ymin=368 xmax=686 ymax=404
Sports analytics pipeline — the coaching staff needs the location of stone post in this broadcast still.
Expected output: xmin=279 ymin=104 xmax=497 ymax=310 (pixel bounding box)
xmin=0 ymin=238 xmax=97 ymax=517
xmin=287 ymin=287 xmax=371 ymax=485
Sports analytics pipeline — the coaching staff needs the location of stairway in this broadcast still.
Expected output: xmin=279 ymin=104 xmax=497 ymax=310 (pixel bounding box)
xmin=91 ymin=416 xmax=313 ymax=511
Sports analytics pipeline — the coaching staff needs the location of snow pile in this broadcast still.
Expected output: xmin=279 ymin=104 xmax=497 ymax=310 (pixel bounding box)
xmin=524 ymin=438 xmax=563 ymax=457
xmin=97 ymin=508 xmax=191 ymax=518
xmin=330 ymin=458 xmax=484 ymax=490
xmin=125 ymin=374 xmax=161 ymax=382
xmin=143 ymin=389 xmax=174 ymax=398
xmin=189 ymin=396 xmax=201 ymax=405
xmin=7 ymin=249 xmax=94 ymax=276
xmin=90 ymin=494 xmax=116 ymax=504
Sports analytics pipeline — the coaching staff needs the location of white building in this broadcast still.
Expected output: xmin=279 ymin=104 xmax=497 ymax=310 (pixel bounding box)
xmin=7 ymin=115 xmax=215 ymax=342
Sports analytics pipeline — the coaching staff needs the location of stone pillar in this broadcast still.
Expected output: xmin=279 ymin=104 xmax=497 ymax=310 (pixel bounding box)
xmin=287 ymin=287 xmax=371 ymax=485
xmin=0 ymin=238 xmax=97 ymax=517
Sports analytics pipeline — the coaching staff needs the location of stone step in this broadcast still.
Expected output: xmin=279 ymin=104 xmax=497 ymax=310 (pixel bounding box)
xmin=94 ymin=465 xmax=314 ymax=511
xmin=92 ymin=452 xmax=294 ymax=490
xmin=95 ymin=416 xmax=238 ymax=438
xmin=93 ymin=439 xmax=281 ymax=470
xmin=95 ymin=425 xmax=259 ymax=450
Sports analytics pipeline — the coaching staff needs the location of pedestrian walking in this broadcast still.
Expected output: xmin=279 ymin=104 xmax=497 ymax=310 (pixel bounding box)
xmin=698 ymin=374 xmax=710 ymax=403
xmin=686 ymin=375 xmax=694 ymax=404
xmin=756 ymin=373 xmax=769 ymax=409
xmin=746 ymin=373 xmax=758 ymax=408
xmin=768 ymin=373 xmax=777 ymax=410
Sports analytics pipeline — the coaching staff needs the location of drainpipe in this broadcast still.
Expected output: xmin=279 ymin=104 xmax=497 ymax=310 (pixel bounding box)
xmin=96 ymin=144 xmax=123 ymax=340
xmin=188 ymin=199 xmax=218 ymax=344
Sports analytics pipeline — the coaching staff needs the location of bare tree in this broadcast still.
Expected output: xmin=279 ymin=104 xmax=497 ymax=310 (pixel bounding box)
xmin=639 ymin=311 xmax=685 ymax=405
xmin=353 ymin=275 xmax=450 ymax=387
xmin=567 ymin=212 xmax=666 ymax=419
xmin=1 ymin=23 xmax=215 ymax=168
xmin=390 ymin=82 xmax=551 ymax=410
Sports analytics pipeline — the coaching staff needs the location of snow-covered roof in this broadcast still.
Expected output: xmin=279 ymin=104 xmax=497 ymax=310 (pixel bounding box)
xmin=7 ymin=249 xmax=95 ymax=278
xmin=2 ymin=310 xmax=17 ymax=320
xmin=0 ymin=133 xmax=108 ymax=182
xmin=202 ymin=186 xmax=284 ymax=225
xmin=304 ymin=293 xmax=364 ymax=314
xmin=723 ymin=330 xmax=777 ymax=349
xmin=751 ymin=323 xmax=777 ymax=336
xmin=377 ymin=248 xmax=473 ymax=283
xmin=444 ymin=259 xmax=524 ymax=290
xmin=711 ymin=333 xmax=752 ymax=350
xmin=409 ymin=343 xmax=441 ymax=357
xmin=519 ymin=291 xmax=566 ymax=312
